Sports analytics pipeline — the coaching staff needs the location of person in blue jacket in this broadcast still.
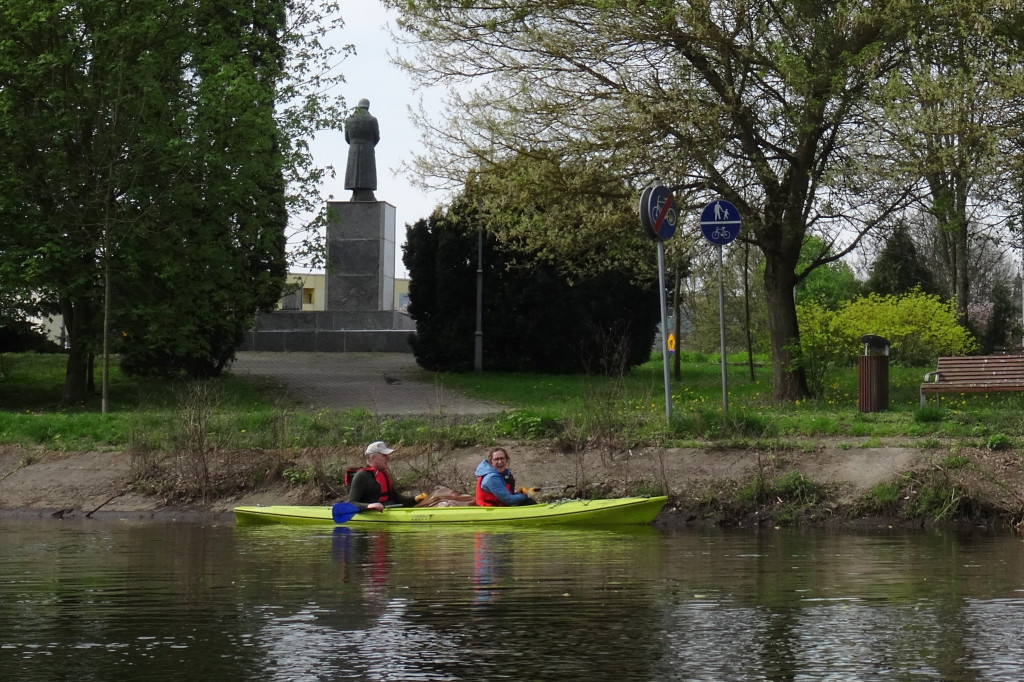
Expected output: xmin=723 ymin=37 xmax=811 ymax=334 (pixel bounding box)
xmin=474 ymin=447 xmax=536 ymax=506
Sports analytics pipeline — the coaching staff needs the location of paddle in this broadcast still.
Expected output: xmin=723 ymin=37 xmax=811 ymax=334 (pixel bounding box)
xmin=331 ymin=502 xmax=361 ymax=524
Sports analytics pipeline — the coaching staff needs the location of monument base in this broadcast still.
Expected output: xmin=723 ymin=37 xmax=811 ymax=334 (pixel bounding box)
xmin=239 ymin=197 xmax=413 ymax=354
xmin=326 ymin=201 xmax=396 ymax=312
xmin=239 ymin=310 xmax=415 ymax=353
xmin=239 ymin=329 xmax=413 ymax=353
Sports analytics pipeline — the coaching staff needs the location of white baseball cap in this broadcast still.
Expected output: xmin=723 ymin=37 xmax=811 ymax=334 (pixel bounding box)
xmin=365 ymin=441 xmax=395 ymax=456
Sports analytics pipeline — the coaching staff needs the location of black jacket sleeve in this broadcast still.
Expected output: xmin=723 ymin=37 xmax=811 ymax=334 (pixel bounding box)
xmin=389 ymin=489 xmax=418 ymax=508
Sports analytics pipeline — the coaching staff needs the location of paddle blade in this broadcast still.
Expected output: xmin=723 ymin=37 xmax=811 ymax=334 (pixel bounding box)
xmin=332 ymin=502 xmax=360 ymax=524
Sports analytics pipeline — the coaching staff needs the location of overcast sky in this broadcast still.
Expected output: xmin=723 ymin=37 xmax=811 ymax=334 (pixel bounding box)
xmin=304 ymin=2 xmax=449 ymax=277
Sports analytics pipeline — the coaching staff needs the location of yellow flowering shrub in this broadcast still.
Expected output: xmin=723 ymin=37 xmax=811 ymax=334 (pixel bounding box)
xmin=795 ymin=290 xmax=976 ymax=395
xmin=836 ymin=292 xmax=976 ymax=366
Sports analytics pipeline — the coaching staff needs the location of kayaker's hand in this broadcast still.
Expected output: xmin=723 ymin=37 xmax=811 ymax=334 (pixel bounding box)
xmin=366 ymin=502 xmax=384 ymax=511
xmin=516 ymin=486 xmax=538 ymax=496
xmin=414 ymin=493 xmax=427 ymax=502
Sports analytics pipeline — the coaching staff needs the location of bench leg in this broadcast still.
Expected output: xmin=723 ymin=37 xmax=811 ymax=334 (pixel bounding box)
xmin=920 ymin=391 xmax=926 ymax=409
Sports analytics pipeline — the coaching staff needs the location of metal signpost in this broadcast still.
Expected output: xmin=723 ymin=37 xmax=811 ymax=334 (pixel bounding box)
xmin=639 ymin=183 xmax=678 ymax=424
xmin=699 ymin=199 xmax=741 ymax=412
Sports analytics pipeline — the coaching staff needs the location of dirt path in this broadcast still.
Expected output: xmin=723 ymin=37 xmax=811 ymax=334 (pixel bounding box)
xmin=229 ymin=352 xmax=504 ymax=415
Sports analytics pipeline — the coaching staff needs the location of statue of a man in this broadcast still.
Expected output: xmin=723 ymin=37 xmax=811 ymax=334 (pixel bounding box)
xmin=344 ymin=98 xmax=380 ymax=201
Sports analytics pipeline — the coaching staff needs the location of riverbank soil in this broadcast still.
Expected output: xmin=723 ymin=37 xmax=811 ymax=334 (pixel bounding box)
xmin=0 ymin=440 xmax=1011 ymax=524
xmin=5 ymin=440 xmax=1022 ymax=527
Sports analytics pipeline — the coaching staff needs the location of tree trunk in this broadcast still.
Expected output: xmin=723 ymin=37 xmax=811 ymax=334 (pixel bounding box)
xmin=61 ymin=299 xmax=90 ymax=404
xmin=763 ymin=251 xmax=809 ymax=402
xmin=953 ymin=187 xmax=970 ymax=318
xmin=927 ymin=175 xmax=971 ymax=319
xmin=744 ymin=241 xmax=755 ymax=383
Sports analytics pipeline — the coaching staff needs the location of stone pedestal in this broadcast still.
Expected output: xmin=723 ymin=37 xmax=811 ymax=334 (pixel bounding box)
xmin=239 ymin=199 xmax=413 ymax=353
xmin=326 ymin=201 xmax=395 ymax=312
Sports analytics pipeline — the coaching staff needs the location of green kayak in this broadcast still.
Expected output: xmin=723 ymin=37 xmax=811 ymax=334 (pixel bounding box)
xmin=234 ymin=496 xmax=668 ymax=527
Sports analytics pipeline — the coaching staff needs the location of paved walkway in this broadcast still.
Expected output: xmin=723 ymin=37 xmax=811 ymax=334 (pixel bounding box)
xmin=229 ymin=352 xmax=504 ymax=415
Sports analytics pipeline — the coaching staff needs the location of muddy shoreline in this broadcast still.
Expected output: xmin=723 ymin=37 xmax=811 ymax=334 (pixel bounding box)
xmin=2 ymin=442 xmax=1022 ymax=530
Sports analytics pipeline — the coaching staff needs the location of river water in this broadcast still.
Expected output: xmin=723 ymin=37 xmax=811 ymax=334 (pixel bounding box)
xmin=2 ymin=517 xmax=1023 ymax=681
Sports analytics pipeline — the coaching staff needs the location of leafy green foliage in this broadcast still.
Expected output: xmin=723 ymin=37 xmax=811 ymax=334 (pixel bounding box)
xmin=985 ymin=433 xmax=1013 ymax=451
xmin=386 ymin=0 xmax=937 ymax=402
xmin=796 ymin=291 xmax=976 ymax=393
xmin=795 ymin=237 xmax=862 ymax=309
xmin=914 ymin=405 xmax=949 ymax=423
xmin=497 ymin=411 xmax=563 ymax=439
xmin=791 ymin=299 xmax=855 ymax=397
xmin=773 ymin=471 xmax=826 ymax=506
xmin=403 ymin=202 xmax=659 ymax=374
xmin=855 ymin=480 xmax=903 ymax=515
xmin=474 ymin=152 xmax=655 ymax=280
xmin=0 ymin=0 xmax=344 ymax=394
xmin=865 ymin=224 xmax=936 ymax=296
xmin=939 ymin=454 xmax=970 ymax=469
xmin=838 ymin=292 xmax=976 ymax=365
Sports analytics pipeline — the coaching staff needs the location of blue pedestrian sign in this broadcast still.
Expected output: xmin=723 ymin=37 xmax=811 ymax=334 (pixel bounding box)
xmin=639 ymin=184 xmax=678 ymax=241
xmin=700 ymin=199 xmax=741 ymax=245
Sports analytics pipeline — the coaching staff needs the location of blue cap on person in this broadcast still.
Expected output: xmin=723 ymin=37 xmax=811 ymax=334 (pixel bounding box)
xmin=365 ymin=441 xmax=394 ymax=456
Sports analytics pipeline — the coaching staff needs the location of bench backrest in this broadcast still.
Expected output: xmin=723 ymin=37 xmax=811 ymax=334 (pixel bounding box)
xmin=935 ymin=355 xmax=1024 ymax=382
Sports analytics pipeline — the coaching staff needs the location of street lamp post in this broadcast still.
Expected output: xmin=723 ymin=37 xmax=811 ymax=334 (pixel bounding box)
xmin=474 ymin=225 xmax=483 ymax=373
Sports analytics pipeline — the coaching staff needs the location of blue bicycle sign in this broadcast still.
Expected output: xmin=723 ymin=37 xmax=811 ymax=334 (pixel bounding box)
xmin=639 ymin=185 xmax=678 ymax=242
xmin=700 ymin=199 xmax=741 ymax=245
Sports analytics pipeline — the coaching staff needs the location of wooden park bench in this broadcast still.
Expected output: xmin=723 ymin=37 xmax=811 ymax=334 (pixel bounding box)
xmin=920 ymin=355 xmax=1024 ymax=407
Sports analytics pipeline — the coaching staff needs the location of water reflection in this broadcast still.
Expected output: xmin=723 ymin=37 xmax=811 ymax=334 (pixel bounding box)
xmin=472 ymin=531 xmax=510 ymax=610
xmin=2 ymin=520 xmax=1024 ymax=680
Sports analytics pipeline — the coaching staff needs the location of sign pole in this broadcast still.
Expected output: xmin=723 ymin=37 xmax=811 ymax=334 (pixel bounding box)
xmin=639 ymin=181 xmax=679 ymax=426
xmin=718 ymin=243 xmax=728 ymax=412
xmin=699 ymin=198 xmax=742 ymax=414
xmin=658 ymin=240 xmax=672 ymax=423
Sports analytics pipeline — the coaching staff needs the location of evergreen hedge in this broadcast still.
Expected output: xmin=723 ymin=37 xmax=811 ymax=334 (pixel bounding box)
xmin=404 ymin=212 xmax=658 ymax=375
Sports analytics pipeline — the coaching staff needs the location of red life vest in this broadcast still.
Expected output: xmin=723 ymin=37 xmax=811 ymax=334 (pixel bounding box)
xmin=475 ymin=475 xmax=513 ymax=507
xmin=350 ymin=466 xmax=392 ymax=504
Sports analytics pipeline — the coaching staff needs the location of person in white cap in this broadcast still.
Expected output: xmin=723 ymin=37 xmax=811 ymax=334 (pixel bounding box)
xmin=347 ymin=441 xmax=425 ymax=511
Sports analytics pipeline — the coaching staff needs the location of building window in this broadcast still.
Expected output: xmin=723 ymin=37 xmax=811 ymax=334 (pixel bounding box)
xmin=303 ymin=288 xmax=315 ymax=305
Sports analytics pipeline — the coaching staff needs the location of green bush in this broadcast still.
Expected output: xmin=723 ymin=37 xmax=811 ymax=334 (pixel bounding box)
xmin=403 ymin=207 xmax=659 ymax=375
xmin=939 ymin=454 xmax=970 ymax=469
xmin=855 ymin=480 xmax=903 ymax=515
xmin=836 ymin=291 xmax=975 ymax=366
xmin=791 ymin=299 xmax=856 ymax=396
xmin=796 ymin=290 xmax=976 ymax=395
xmin=496 ymin=410 xmax=563 ymax=439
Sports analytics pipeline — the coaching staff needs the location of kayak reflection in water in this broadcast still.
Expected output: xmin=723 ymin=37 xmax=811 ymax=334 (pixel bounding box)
xmin=474 ymin=447 xmax=537 ymax=507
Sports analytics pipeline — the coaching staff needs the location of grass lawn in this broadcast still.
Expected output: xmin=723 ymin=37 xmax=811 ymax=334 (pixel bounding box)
xmin=2 ymin=351 xmax=1024 ymax=452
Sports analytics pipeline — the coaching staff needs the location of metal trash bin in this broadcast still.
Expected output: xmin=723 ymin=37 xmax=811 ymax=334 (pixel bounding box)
xmin=858 ymin=334 xmax=889 ymax=412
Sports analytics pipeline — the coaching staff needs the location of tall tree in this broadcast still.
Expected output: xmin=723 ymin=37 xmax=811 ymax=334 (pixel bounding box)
xmin=116 ymin=0 xmax=290 ymax=378
xmin=0 ymin=0 xmax=345 ymax=399
xmin=388 ymin=0 xmax=921 ymax=401
xmin=0 ymin=0 xmax=160 ymax=401
xmin=865 ymin=223 xmax=936 ymax=296
xmin=877 ymin=0 xmax=1024 ymax=317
